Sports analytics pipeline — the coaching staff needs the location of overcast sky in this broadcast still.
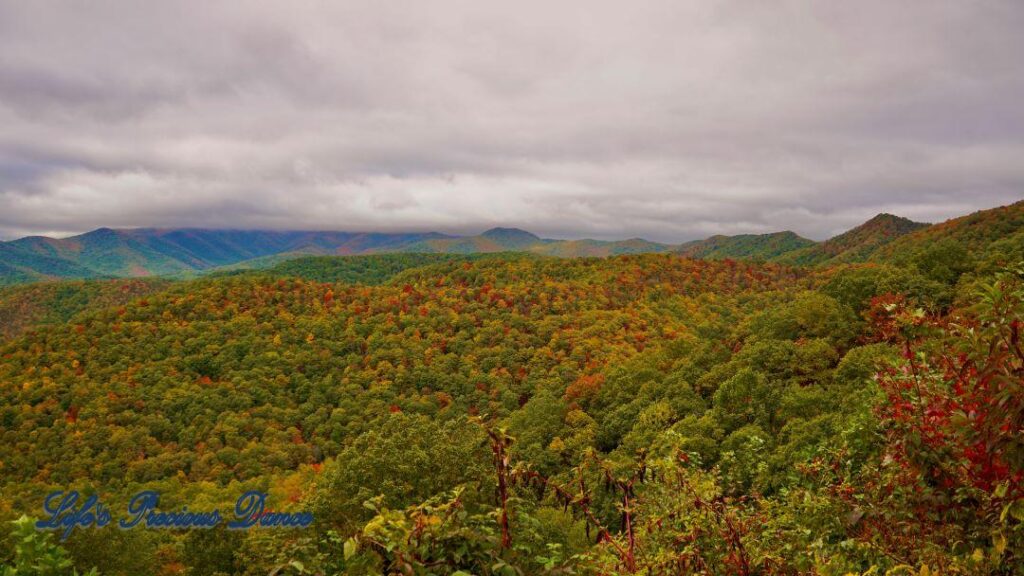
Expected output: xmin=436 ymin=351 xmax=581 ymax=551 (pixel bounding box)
xmin=1 ymin=1 xmax=1022 ymax=242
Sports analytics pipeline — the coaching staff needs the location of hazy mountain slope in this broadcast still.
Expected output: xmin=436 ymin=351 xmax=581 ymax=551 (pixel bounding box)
xmin=0 ymin=261 xmax=38 ymax=286
xmin=774 ymin=214 xmax=929 ymax=266
xmin=121 ymin=229 xmax=449 ymax=262
xmin=0 ymin=242 xmax=105 ymax=284
xmin=392 ymin=228 xmax=672 ymax=257
xmin=530 ymin=238 xmax=672 ymax=257
xmin=0 ymin=229 xmax=453 ymax=283
xmin=675 ymin=231 xmax=814 ymax=260
xmin=127 ymin=229 xmax=332 ymax=266
xmin=3 ymin=202 xmax=1021 ymax=286
xmin=393 ymin=228 xmax=541 ymax=254
xmin=407 ymin=236 xmax=509 ymax=254
xmin=10 ymin=228 xmax=199 ymax=276
xmin=479 ymin=227 xmax=544 ymax=249
xmin=332 ymin=232 xmax=453 ymax=254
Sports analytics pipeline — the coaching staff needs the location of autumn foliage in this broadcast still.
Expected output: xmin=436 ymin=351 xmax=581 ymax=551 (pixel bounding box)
xmin=1 ymin=252 xmax=1023 ymax=575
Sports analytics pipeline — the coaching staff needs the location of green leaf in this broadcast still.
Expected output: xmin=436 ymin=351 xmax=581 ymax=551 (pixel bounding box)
xmin=994 ymin=481 xmax=1009 ymax=498
xmin=343 ymin=538 xmax=358 ymax=560
xmin=1012 ymin=501 xmax=1024 ymax=522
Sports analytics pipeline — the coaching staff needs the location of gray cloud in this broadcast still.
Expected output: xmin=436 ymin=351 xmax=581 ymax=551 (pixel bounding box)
xmin=0 ymin=0 xmax=1022 ymax=242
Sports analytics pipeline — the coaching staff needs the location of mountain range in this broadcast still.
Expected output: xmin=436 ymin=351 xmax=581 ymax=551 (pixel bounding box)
xmin=1 ymin=200 xmax=1022 ymax=285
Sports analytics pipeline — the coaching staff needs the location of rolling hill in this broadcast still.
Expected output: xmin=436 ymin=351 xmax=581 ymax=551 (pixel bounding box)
xmin=773 ymin=214 xmax=929 ymax=266
xmin=868 ymin=199 xmax=1024 ymax=267
xmin=675 ymin=231 xmax=815 ymax=260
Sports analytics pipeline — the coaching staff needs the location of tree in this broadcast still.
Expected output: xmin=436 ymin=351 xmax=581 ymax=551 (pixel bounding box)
xmin=2 ymin=517 xmax=98 ymax=576
xmin=853 ymin=266 xmax=1024 ymax=570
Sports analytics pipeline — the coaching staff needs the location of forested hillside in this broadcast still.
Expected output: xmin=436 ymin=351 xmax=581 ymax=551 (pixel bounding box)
xmin=676 ymin=231 xmax=815 ymax=260
xmin=870 ymin=200 xmax=1024 ymax=275
xmin=1 ymin=202 xmax=1023 ymax=575
xmin=0 ymin=278 xmax=172 ymax=340
xmin=773 ymin=214 xmax=929 ymax=266
xmin=0 ymin=243 xmax=106 ymax=285
xmin=1 ymin=238 xmax=1022 ymax=574
xmin=212 ymin=253 xmax=500 ymax=283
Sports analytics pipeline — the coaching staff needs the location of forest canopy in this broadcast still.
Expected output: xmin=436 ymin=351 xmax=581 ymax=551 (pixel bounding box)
xmin=1 ymin=204 xmax=1023 ymax=575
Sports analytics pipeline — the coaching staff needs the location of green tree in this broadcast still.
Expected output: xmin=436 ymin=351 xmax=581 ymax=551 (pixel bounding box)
xmin=2 ymin=517 xmax=98 ymax=576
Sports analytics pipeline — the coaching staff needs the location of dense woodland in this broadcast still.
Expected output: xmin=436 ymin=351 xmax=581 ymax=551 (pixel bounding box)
xmin=1 ymin=202 xmax=1023 ymax=575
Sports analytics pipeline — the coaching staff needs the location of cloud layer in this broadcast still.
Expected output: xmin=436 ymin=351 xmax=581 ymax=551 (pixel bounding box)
xmin=1 ymin=1 xmax=1022 ymax=241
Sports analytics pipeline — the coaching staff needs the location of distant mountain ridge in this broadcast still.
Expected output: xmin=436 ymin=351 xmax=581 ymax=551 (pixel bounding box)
xmin=676 ymin=231 xmax=815 ymax=260
xmin=0 ymin=228 xmax=455 ymax=283
xmin=0 ymin=226 xmax=676 ymax=284
xmin=2 ymin=200 xmax=1023 ymax=285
